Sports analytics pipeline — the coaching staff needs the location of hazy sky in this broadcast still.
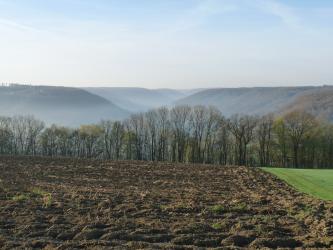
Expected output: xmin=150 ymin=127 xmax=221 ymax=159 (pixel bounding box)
xmin=0 ymin=0 xmax=333 ymax=89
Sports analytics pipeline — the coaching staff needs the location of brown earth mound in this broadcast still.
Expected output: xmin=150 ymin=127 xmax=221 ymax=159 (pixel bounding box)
xmin=0 ymin=156 xmax=332 ymax=249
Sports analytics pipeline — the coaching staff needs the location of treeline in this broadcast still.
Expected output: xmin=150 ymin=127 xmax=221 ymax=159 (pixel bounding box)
xmin=0 ymin=106 xmax=332 ymax=168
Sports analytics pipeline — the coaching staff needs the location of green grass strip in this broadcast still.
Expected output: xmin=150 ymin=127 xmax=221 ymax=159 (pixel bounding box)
xmin=262 ymin=167 xmax=333 ymax=201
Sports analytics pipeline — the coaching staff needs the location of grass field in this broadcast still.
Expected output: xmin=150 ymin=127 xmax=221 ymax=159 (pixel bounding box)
xmin=262 ymin=167 xmax=333 ymax=200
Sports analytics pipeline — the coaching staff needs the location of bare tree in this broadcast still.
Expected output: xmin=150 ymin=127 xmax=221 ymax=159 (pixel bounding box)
xmin=257 ymin=114 xmax=274 ymax=166
xmin=145 ymin=110 xmax=158 ymax=161
xmin=100 ymin=120 xmax=113 ymax=159
xmin=228 ymin=115 xmax=257 ymax=165
xmin=156 ymin=107 xmax=170 ymax=161
xmin=203 ymin=106 xmax=222 ymax=163
xmin=26 ymin=117 xmax=44 ymax=155
xmin=11 ymin=116 xmax=44 ymax=155
xmin=79 ymin=125 xmax=103 ymax=158
xmin=127 ymin=113 xmax=146 ymax=160
xmin=283 ymin=111 xmax=317 ymax=168
xmin=112 ymin=121 xmax=125 ymax=160
xmin=216 ymin=118 xmax=230 ymax=165
xmin=190 ymin=106 xmax=207 ymax=163
xmin=170 ymin=105 xmax=191 ymax=162
xmin=0 ymin=117 xmax=13 ymax=154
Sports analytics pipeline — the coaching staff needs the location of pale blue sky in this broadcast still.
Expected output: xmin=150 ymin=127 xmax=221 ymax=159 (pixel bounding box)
xmin=0 ymin=0 xmax=332 ymax=88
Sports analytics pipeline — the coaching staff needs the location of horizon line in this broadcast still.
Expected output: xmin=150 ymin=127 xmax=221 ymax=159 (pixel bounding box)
xmin=1 ymin=82 xmax=332 ymax=90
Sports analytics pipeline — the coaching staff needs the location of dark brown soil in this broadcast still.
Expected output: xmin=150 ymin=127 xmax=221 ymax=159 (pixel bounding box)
xmin=0 ymin=156 xmax=332 ymax=249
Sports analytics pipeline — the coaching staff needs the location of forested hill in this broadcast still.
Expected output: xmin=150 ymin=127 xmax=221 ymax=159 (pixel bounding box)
xmin=1 ymin=85 xmax=332 ymax=125
xmin=176 ymin=86 xmax=333 ymax=120
xmin=280 ymin=87 xmax=333 ymax=121
xmin=0 ymin=85 xmax=129 ymax=126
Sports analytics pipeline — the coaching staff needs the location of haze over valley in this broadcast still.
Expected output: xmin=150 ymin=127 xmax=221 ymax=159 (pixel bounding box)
xmin=1 ymin=84 xmax=332 ymax=125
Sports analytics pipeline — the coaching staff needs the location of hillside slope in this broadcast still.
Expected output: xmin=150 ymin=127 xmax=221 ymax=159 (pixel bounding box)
xmin=280 ymin=86 xmax=333 ymax=121
xmin=0 ymin=85 xmax=129 ymax=126
xmin=176 ymin=86 xmax=333 ymax=118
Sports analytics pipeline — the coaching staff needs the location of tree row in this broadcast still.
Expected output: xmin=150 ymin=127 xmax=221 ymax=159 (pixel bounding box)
xmin=0 ymin=105 xmax=332 ymax=168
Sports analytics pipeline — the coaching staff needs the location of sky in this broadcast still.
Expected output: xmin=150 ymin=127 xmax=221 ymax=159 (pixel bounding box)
xmin=0 ymin=0 xmax=333 ymax=89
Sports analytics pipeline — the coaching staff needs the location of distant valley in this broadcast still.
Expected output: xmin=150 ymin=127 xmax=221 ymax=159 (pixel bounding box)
xmin=84 ymin=87 xmax=195 ymax=112
xmin=0 ymin=84 xmax=332 ymax=125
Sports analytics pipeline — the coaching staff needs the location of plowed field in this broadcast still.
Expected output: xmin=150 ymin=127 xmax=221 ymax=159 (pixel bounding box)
xmin=0 ymin=156 xmax=332 ymax=249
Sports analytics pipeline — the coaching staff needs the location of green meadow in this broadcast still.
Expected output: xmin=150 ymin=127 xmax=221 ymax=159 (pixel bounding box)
xmin=262 ymin=168 xmax=333 ymax=201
